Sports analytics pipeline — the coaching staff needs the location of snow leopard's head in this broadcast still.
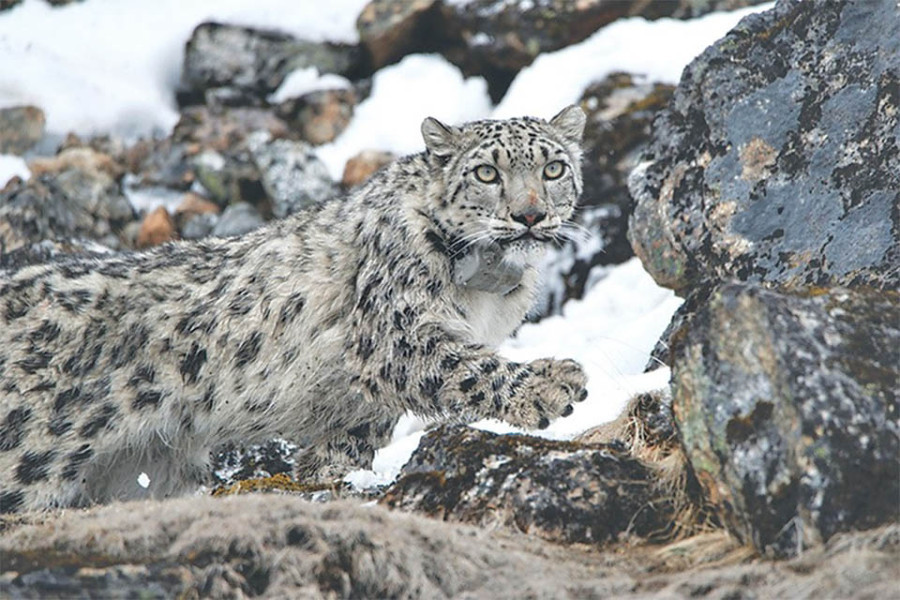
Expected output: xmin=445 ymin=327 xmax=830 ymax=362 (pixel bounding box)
xmin=422 ymin=105 xmax=585 ymax=265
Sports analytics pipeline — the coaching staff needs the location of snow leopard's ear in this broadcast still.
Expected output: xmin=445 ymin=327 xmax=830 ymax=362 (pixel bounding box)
xmin=549 ymin=105 xmax=586 ymax=144
xmin=421 ymin=117 xmax=461 ymax=158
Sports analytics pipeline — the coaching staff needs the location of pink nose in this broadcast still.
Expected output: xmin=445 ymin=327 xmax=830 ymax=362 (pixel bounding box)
xmin=512 ymin=209 xmax=546 ymax=227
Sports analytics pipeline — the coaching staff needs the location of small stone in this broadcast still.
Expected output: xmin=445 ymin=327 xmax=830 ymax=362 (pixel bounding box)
xmin=341 ymin=149 xmax=395 ymax=188
xmin=175 ymin=192 xmax=219 ymax=218
xmin=247 ymin=133 xmax=336 ymax=218
xmin=174 ymin=192 xmax=220 ymax=240
xmin=28 ymin=147 xmax=123 ymax=180
xmin=0 ymin=105 xmax=45 ymax=155
xmin=211 ymin=202 xmax=264 ymax=238
xmin=136 ymin=206 xmax=176 ymax=248
xmin=180 ymin=212 xmax=218 ymax=240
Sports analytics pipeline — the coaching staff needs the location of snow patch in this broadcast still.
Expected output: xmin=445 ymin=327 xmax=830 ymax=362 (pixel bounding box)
xmin=315 ymin=55 xmax=492 ymax=180
xmin=0 ymin=154 xmax=30 ymax=186
xmin=0 ymin=0 xmax=369 ymax=139
xmin=268 ymin=67 xmax=352 ymax=104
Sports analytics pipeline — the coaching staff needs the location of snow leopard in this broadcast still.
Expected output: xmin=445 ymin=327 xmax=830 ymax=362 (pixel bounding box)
xmin=0 ymin=106 xmax=588 ymax=513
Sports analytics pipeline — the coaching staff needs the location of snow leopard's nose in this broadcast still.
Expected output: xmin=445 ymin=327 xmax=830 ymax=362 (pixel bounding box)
xmin=511 ymin=208 xmax=546 ymax=228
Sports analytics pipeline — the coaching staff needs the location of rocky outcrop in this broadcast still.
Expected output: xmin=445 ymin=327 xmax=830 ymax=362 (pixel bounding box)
xmin=672 ymin=284 xmax=899 ymax=557
xmin=625 ymin=0 xmax=900 ymax=559
xmin=628 ymin=0 xmax=900 ymax=294
xmin=382 ymin=425 xmax=674 ymax=544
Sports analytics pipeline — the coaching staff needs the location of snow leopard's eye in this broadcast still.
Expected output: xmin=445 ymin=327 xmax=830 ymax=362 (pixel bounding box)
xmin=474 ymin=165 xmax=499 ymax=183
xmin=543 ymin=161 xmax=565 ymax=180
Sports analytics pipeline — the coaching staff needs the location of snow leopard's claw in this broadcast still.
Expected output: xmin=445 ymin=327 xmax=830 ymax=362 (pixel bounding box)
xmin=577 ymin=389 xmax=588 ymax=402
xmin=538 ymin=417 xmax=551 ymax=429
xmin=561 ymin=404 xmax=574 ymax=417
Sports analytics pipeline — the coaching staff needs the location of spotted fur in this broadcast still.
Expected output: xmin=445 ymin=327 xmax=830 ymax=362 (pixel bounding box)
xmin=0 ymin=106 xmax=588 ymax=513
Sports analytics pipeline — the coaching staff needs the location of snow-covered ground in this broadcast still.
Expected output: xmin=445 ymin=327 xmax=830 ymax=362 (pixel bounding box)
xmin=0 ymin=0 xmax=773 ymax=489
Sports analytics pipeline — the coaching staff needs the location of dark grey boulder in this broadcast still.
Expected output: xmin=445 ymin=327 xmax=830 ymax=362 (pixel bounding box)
xmin=628 ymin=0 xmax=900 ymax=294
xmin=179 ymin=22 xmax=364 ymax=106
xmin=672 ymin=283 xmax=899 ymax=557
xmin=382 ymin=425 xmax=671 ymax=544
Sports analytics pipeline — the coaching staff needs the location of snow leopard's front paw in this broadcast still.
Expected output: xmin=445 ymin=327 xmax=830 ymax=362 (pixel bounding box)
xmin=507 ymin=358 xmax=588 ymax=430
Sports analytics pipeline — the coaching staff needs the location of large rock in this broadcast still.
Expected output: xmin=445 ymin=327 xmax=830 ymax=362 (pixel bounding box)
xmin=629 ymin=0 xmax=900 ymax=294
xmin=538 ymin=73 xmax=674 ymax=316
xmin=382 ymin=425 xmax=670 ymax=544
xmin=0 ymin=106 xmax=45 ymax=155
xmin=180 ymin=22 xmax=364 ymax=106
xmin=672 ymin=283 xmax=899 ymax=557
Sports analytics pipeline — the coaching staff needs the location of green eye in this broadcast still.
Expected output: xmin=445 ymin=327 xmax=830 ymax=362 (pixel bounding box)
xmin=543 ymin=161 xmax=565 ymax=180
xmin=474 ymin=165 xmax=499 ymax=183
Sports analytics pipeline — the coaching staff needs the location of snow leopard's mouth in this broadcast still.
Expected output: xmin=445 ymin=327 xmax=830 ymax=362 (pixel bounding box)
xmin=497 ymin=230 xmax=555 ymax=246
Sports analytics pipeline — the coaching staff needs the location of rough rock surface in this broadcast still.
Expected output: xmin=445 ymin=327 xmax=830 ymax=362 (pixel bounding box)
xmin=672 ymin=283 xmax=900 ymax=557
xmin=382 ymin=425 xmax=669 ymax=544
xmin=1 ymin=494 xmax=898 ymax=599
xmin=538 ymin=73 xmax=674 ymax=316
xmin=629 ymin=0 xmax=900 ymax=294
xmin=247 ymin=133 xmax=337 ymax=218
xmin=180 ymin=22 xmax=364 ymax=106
xmin=0 ymin=106 xmax=45 ymax=155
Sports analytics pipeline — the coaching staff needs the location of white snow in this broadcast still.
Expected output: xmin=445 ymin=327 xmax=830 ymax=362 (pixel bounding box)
xmin=315 ymin=54 xmax=492 ymax=179
xmin=0 ymin=154 xmax=30 ymax=187
xmin=268 ymin=67 xmax=352 ymax=104
xmin=494 ymin=3 xmax=774 ymax=119
xmin=0 ymin=0 xmax=369 ymax=139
